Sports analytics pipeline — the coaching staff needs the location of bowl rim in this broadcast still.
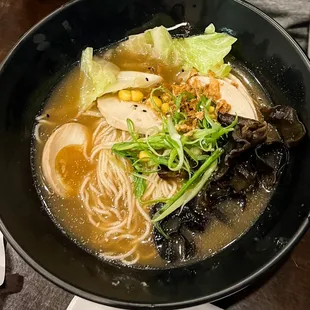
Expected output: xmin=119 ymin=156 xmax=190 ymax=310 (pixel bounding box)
xmin=0 ymin=0 xmax=310 ymax=308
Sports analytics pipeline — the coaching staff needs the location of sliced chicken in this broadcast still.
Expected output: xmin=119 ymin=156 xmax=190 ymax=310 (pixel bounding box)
xmin=97 ymin=96 xmax=162 ymax=134
xmin=42 ymin=123 xmax=90 ymax=198
xmin=189 ymin=75 xmax=258 ymax=120
xmin=102 ymin=71 xmax=163 ymax=95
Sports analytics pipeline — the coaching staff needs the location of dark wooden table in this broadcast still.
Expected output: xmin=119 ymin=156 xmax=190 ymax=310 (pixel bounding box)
xmin=0 ymin=0 xmax=310 ymax=309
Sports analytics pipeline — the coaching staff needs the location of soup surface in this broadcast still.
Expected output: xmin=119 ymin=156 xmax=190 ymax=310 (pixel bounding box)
xmin=33 ymin=55 xmax=272 ymax=267
xmin=33 ymin=25 xmax=300 ymax=268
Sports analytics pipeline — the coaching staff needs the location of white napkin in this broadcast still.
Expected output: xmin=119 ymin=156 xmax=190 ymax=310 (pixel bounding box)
xmin=0 ymin=231 xmax=5 ymax=286
xmin=67 ymin=297 xmax=110 ymax=310
xmin=67 ymin=296 xmax=222 ymax=310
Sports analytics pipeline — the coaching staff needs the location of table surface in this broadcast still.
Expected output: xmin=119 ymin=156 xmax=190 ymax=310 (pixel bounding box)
xmin=0 ymin=0 xmax=310 ymax=309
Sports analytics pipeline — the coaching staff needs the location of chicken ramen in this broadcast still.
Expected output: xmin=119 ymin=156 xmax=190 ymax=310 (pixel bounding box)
xmin=33 ymin=24 xmax=305 ymax=266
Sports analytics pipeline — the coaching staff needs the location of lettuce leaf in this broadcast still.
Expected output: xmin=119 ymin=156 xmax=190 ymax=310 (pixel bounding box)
xmin=172 ymin=24 xmax=237 ymax=77
xmin=79 ymin=47 xmax=119 ymax=112
xmin=79 ymin=25 xmax=236 ymax=112
xmin=119 ymin=33 xmax=152 ymax=56
xmin=118 ymin=26 xmax=173 ymax=63
xmin=210 ymin=60 xmax=232 ymax=78
xmin=119 ymin=24 xmax=236 ymax=78
xmin=146 ymin=26 xmax=173 ymax=62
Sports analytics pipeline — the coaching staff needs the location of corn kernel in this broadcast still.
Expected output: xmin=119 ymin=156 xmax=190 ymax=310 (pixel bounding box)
xmin=138 ymin=151 xmax=149 ymax=161
xmin=152 ymin=96 xmax=162 ymax=108
xmin=131 ymin=90 xmax=144 ymax=102
xmin=161 ymin=102 xmax=170 ymax=114
xmin=210 ymin=113 xmax=217 ymax=119
xmin=118 ymin=90 xmax=132 ymax=101
xmin=208 ymin=106 xmax=215 ymax=113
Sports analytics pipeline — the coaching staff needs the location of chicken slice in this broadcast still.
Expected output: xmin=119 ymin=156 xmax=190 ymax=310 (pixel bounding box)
xmin=97 ymin=96 xmax=162 ymax=134
xmin=189 ymin=75 xmax=258 ymax=120
xmin=102 ymin=71 xmax=163 ymax=95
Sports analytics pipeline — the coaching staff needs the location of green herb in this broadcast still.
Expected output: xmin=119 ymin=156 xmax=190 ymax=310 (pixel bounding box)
xmin=126 ymin=119 xmax=139 ymax=141
xmin=175 ymin=93 xmax=185 ymax=110
xmin=152 ymin=148 xmax=222 ymax=222
xmin=111 ymin=97 xmax=237 ymax=225
xmin=154 ymin=222 xmax=170 ymax=239
xmin=166 ymin=117 xmax=184 ymax=171
xmin=133 ymin=174 xmax=147 ymax=199
xmin=150 ymin=87 xmax=163 ymax=113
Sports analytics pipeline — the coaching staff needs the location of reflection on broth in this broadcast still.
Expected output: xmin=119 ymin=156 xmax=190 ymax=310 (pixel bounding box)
xmin=32 ymin=25 xmax=305 ymax=267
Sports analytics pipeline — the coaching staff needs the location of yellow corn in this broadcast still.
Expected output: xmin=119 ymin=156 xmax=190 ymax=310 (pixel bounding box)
xmin=161 ymin=102 xmax=170 ymax=114
xmin=152 ymin=96 xmax=162 ymax=108
xmin=118 ymin=90 xmax=132 ymax=101
xmin=138 ymin=151 xmax=149 ymax=161
xmin=210 ymin=113 xmax=217 ymax=120
xmin=209 ymin=106 xmax=215 ymax=113
xmin=131 ymin=90 xmax=144 ymax=102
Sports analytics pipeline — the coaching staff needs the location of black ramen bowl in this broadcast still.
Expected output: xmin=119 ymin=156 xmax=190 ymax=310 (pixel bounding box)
xmin=0 ymin=0 xmax=309 ymax=308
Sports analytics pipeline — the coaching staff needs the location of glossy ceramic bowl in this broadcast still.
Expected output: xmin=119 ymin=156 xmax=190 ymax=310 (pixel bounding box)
xmin=0 ymin=0 xmax=309 ymax=308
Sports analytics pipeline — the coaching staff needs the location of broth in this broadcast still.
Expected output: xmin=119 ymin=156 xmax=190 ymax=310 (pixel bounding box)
xmin=33 ymin=46 xmax=273 ymax=267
